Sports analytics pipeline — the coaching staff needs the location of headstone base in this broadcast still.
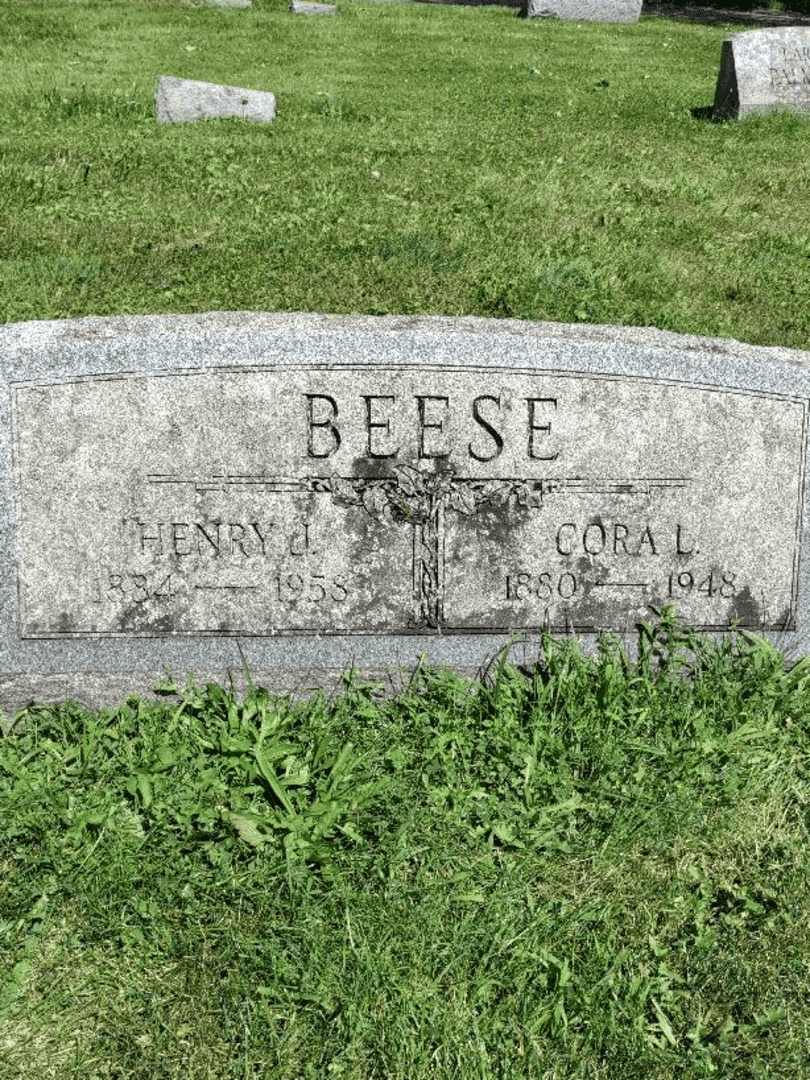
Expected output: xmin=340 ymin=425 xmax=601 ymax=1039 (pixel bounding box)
xmin=0 ymin=665 xmax=488 ymax=728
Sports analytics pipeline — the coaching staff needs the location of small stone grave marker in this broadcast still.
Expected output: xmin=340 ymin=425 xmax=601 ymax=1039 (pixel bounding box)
xmin=155 ymin=76 xmax=276 ymax=125
xmin=1 ymin=312 xmax=809 ymax=719
xmin=522 ymin=0 xmax=641 ymax=21
xmin=713 ymin=27 xmax=810 ymax=119
xmin=291 ymin=1 xmax=337 ymax=13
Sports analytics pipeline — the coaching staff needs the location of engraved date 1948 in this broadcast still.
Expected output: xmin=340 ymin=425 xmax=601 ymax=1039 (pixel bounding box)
xmin=505 ymin=568 xmax=739 ymax=602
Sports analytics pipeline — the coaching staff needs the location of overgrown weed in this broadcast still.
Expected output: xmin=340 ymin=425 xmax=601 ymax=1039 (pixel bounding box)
xmin=2 ymin=606 xmax=809 ymax=1077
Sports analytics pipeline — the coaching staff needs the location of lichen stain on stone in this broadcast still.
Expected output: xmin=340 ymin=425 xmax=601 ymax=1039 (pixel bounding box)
xmin=351 ymin=455 xmax=394 ymax=480
xmin=774 ymin=604 xmax=795 ymax=631
xmin=115 ymin=605 xmax=180 ymax=634
xmin=724 ymin=583 xmax=762 ymax=629
xmin=467 ymin=500 xmax=531 ymax=549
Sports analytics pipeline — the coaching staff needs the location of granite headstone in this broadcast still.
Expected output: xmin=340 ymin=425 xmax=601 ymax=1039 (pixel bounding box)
xmin=155 ymin=77 xmax=276 ymax=125
xmin=1 ymin=312 xmax=809 ymax=720
xmin=522 ymin=0 xmax=641 ymax=21
xmin=291 ymin=1 xmax=338 ymax=13
xmin=713 ymin=27 xmax=810 ymax=119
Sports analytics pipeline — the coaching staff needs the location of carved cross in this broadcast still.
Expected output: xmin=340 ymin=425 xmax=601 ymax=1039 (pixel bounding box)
xmin=148 ymin=466 xmax=688 ymax=631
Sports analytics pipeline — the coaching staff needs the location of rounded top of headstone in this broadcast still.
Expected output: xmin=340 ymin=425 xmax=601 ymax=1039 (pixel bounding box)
xmin=722 ymin=25 xmax=810 ymax=42
xmin=2 ymin=311 xmax=809 ymax=371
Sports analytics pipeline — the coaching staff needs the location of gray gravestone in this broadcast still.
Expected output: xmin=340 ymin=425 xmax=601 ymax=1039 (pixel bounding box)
xmin=200 ymin=0 xmax=252 ymax=7
xmin=1 ymin=312 xmax=810 ymax=720
xmin=291 ymin=1 xmax=337 ymax=12
xmin=155 ymin=76 xmax=276 ymax=125
xmin=713 ymin=27 xmax=810 ymax=119
xmin=522 ymin=0 xmax=640 ymax=20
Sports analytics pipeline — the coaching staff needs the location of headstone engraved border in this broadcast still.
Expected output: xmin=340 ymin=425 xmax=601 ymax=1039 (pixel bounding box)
xmin=1 ymin=312 xmax=810 ymax=721
xmin=13 ymin=368 xmax=801 ymax=638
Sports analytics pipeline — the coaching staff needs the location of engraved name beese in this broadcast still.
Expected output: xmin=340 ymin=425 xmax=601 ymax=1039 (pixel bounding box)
xmin=91 ymin=388 xmax=746 ymax=633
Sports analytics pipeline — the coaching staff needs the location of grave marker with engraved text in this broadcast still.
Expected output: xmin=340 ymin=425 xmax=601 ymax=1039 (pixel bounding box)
xmin=14 ymin=368 xmax=801 ymax=639
xmin=713 ymin=27 xmax=810 ymax=119
xmin=2 ymin=312 xmax=810 ymax=718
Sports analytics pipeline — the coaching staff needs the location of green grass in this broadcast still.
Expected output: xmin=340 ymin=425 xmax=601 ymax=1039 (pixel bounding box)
xmin=3 ymin=3 xmax=810 ymax=1075
xmin=1 ymin=606 xmax=810 ymax=1078
xmin=1 ymin=0 xmax=810 ymax=347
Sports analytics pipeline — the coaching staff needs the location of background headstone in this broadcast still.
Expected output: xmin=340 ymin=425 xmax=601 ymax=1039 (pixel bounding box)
xmin=1 ymin=312 xmax=809 ymax=722
xmin=713 ymin=27 xmax=810 ymax=119
xmin=155 ymin=76 xmax=276 ymax=125
xmin=522 ymin=0 xmax=641 ymax=21
xmin=291 ymin=1 xmax=338 ymax=13
xmin=200 ymin=0 xmax=252 ymax=7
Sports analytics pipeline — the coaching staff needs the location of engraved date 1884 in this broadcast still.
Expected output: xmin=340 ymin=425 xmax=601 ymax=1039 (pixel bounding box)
xmin=90 ymin=569 xmax=350 ymax=606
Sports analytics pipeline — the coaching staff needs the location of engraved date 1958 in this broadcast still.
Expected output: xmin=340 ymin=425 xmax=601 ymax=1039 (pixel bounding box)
xmin=89 ymin=570 xmax=350 ymax=605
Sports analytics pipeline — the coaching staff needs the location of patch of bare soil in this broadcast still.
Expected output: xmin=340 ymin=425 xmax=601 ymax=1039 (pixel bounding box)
xmin=642 ymin=2 xmax=810 ymax=26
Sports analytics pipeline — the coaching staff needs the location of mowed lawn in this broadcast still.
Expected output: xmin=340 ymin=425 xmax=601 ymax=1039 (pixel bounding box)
xmin=2 ymin=2 xmax=810 ymax=1078
xmin=1 ymin=0 xmax=809 ymax=349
